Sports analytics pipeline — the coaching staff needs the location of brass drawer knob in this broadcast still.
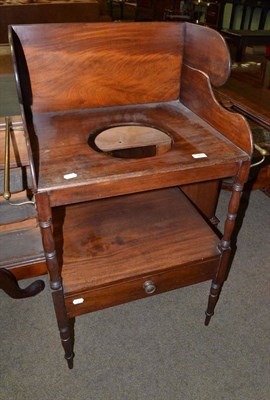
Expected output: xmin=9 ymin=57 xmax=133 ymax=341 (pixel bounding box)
xmin=143 ymin=280 xmax=156 ymax=294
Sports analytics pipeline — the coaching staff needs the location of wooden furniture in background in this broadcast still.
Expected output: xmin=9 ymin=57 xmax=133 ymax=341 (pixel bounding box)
xmin=10 ymin=21 xmax=252 ymax=368
xmin=0 ymin=0 xmax=110 ymax=44
xmin=0 ymin=116 xmax=46 ymax=298
xmin=135 ymin=0 xmax=208 ymax=22
xmin=216 ymin=77 xmax=270 ymax=129
xmin=215 ymin=78 xmax=270 ymax=194
xmin=222 ymin=29 xmax=270 ymax=61
xmin=231 ymin=60 xmax=269 ymax=88
xmin=205 ymin=0 xmax=270 ymax=31
xmin=205 ymin=1 xmax=270 ymax=64
xmin=108 ymin=0 xmax=137 ymax=20
xmin=136 ymin=0 xmax=174 ymax=20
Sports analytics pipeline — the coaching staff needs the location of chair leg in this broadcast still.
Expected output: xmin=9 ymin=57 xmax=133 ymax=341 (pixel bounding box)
xmin=0 ymin=268 xmax=45 ymax=299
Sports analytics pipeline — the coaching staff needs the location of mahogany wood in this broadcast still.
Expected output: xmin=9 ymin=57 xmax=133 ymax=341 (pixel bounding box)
xmin=180 ymin=65 xmax=253 ymax=155
xmin=93 ymin=125 xmax=172 ymax=157
xmin=36 ymin=191 xmax=74 ymax=368
xmin=0 ymin=268 xmax=44 ymax=299
xmin=215 ymin=77 xmax=270 ymax=129
xmin=60 ymin=188 xmax=221 ymax=317
xmin=66 ymin=258 xmax=219 ymax=318
xmin=9 ymin=21 xmax=253 ymax=368
xmin=20 ymin=101 xmax=251 ymax=206
xmin=181 ymin=180 xmax=220 ymax=223
xmin=54 ymin=188 xmax=220 ymax=294
xmin=183 ymin=22 xmax=231 ymax=87
xmin=6 ymin=262 xmax=47 ymax=280
xmin=205 ymin=161 xmax=250 ymax=325
xmin=215 ymin=77 xmax=270 ymax=194
xmin=10 ymin=23 xmax=184 ymax=113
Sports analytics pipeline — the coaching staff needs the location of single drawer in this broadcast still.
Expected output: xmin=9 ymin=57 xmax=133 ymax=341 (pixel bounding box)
xmin=65 ymin=257 xmax=219 ymax=318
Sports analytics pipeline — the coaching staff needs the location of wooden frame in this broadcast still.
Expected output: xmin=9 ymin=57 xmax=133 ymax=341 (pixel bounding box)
xmin=10 ymin=21 xmax=252 ymax=368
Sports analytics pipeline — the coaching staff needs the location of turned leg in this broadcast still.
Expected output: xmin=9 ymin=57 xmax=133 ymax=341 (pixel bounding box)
xmin=0 ymin=268 xmax=45 ymax=299
xmin=36 ymin=193 xmax=74 ymax=368
xmin=205 ymin=246 xmax=231 ymax=326
xmin=52 ymin=289 xmax=75 ymax=369
xmin=205 ymin=283 xmax=220 ymax=326
xmin=205 ymin=163 xmax=250 ymax=325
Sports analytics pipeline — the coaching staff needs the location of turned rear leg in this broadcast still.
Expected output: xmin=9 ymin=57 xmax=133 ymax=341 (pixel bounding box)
xmin=52 ymin=289 xmax=75 ymax=369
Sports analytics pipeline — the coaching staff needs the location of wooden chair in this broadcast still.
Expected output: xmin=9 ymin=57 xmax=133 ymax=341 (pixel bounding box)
xmin=9 ymin=21 xmax=253 ymax=368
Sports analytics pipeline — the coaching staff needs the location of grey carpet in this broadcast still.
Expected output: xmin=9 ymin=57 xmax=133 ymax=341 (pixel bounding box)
xmin=0 ymin=189 xmax=269 ymax=400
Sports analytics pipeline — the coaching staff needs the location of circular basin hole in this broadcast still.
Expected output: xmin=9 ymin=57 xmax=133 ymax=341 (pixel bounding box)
xmin=88 ymin=124 xmax=173 ymax=159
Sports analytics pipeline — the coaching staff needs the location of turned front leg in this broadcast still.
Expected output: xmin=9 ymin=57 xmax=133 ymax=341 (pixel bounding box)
xmin=36 ymin=193 xmax=74 ymax=368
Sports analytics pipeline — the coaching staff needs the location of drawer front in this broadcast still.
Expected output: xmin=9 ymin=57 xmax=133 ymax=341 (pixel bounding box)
xmin=65 ymin=258 xmax=219 ymax=318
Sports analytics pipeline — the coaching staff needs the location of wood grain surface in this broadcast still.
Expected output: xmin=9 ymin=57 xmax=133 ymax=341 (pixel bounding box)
xmin=215 ymin=77 xmax=270 ymax=129
xmin=10 ymin=21 xmax=253 ymax=206
xmin=55 ymin=187 xmax=220 ymax=295
xmin=7 ymin=22 xmax=254 ymax=365
xmin=93 ymin=124 xmax=172 ymax=155
xmin=31 ymin=101 xmax=249 ymax=205
xmin=180 ymin=65 xmax=253 ymax=155
xmin=10 ymin=22 xmax=183 ymax=112
xmin=184 ymin=22 xmax=231 ymax=87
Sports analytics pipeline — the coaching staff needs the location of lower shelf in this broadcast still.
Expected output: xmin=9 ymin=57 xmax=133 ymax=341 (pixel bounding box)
xmin=52 ymin=187 xmax=222 ymax=318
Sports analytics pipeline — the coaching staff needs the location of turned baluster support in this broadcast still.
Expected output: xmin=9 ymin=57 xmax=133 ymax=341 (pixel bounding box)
xmin=205 ymin=162 xmax=250 ymax=326
xmin=36 ymin=193 xmax=74 ymax=368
